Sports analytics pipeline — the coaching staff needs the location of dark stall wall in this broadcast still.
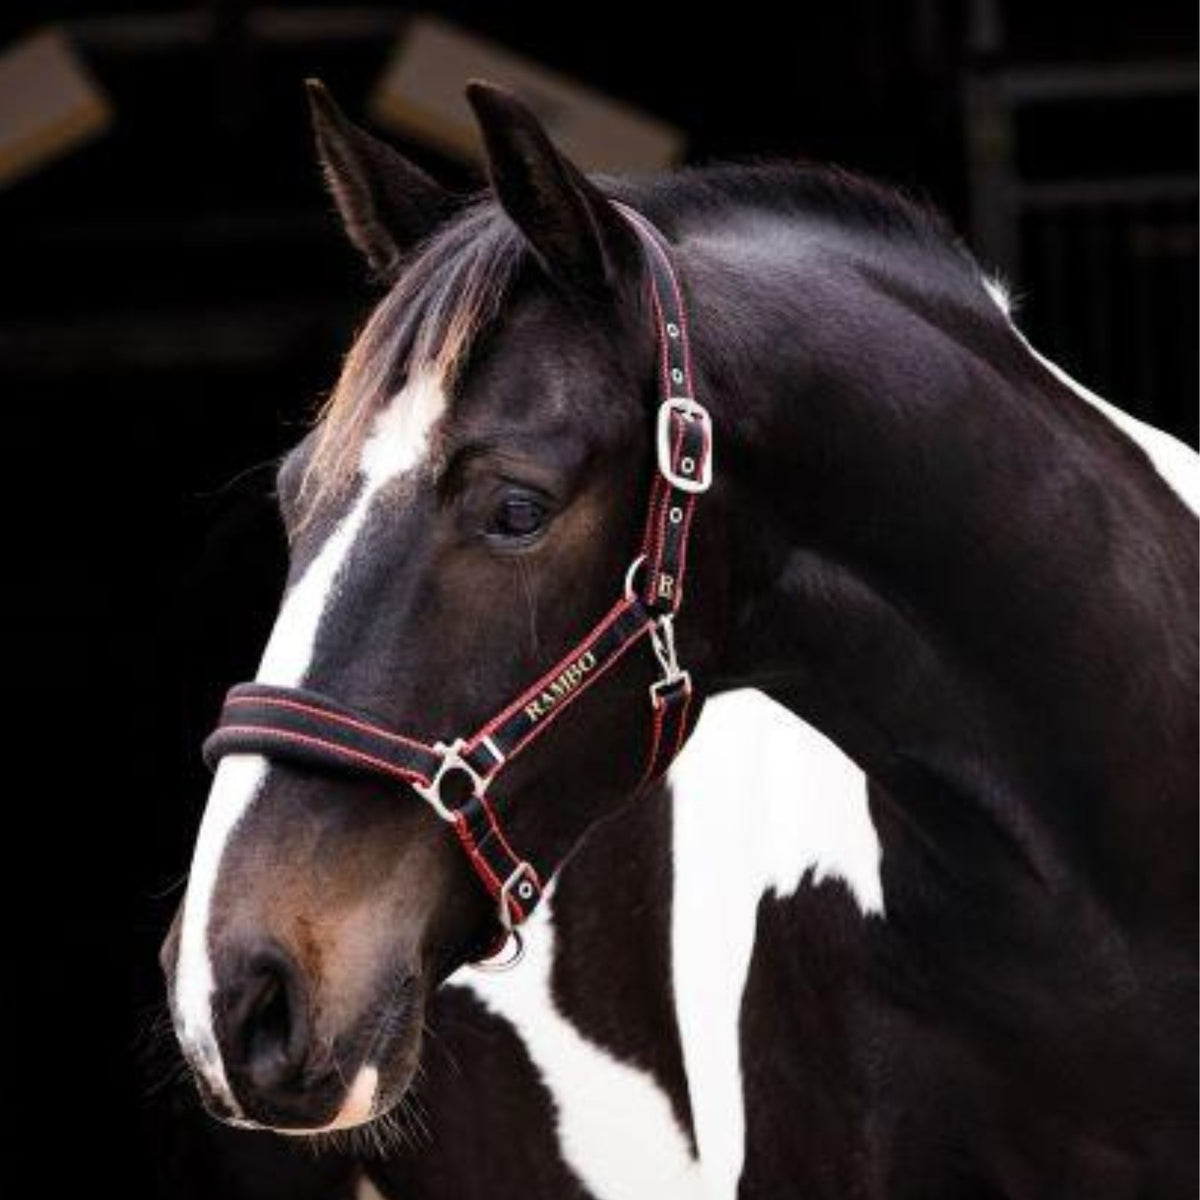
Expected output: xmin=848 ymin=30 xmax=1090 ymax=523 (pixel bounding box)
xmin=0 ymin=2 xmax=1194 ymax=1193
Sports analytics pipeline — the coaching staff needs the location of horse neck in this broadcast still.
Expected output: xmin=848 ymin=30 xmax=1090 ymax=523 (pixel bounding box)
xmin=690 ymin=218 xmax=1197 ymax=924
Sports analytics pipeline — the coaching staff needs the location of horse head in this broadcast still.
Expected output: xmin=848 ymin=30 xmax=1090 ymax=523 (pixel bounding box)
xmin=162 ymin=81 xmax=725 ymax=1133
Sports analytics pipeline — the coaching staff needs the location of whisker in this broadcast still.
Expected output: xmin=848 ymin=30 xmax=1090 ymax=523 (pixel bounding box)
xmin=145 ymin=870 xmax=190 ymax=900
xmin=132 ymin=1001 xmax=195 ymax=1099
xmin=192 ymin=457 xmax=282 ymax=502
xmin=420 ymin=1020 xmax=463 ymax=1078
xmin=405 ymin=1086 xmax=433 ymax=1144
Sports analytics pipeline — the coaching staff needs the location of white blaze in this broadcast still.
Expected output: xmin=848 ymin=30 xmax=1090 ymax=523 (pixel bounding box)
xmin=173 ymin=369 xmax=448 ymax=1117
xmin=174 ymin=755 xmax=268 ymax=1109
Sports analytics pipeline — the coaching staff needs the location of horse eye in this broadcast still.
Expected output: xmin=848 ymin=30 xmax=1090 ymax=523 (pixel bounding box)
xmin=489 ymin=493 xmax=547 ymax=540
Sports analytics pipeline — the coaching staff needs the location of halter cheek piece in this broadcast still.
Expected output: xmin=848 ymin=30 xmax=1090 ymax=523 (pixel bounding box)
xmin=204 ymin=206 xmax=713 ymax=966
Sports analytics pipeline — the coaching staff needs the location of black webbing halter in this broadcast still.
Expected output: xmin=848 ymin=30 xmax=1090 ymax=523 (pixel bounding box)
xmin=204 ymin=206 xmax=713 ymax=964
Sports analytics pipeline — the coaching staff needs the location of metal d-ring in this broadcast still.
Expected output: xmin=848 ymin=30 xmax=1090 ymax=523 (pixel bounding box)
xmin=469 ymin=862 xmax=537 ymax=973
xmin=470 ymin=928 xmax=525 ymax=973
xmin=624 ymin=554 xmax=647 ymax=601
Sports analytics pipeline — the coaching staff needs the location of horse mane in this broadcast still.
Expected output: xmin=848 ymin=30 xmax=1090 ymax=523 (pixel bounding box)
xmin=303 ymin=161 xmax=976 ymax=510
xmin=627 ymin=161 xmax=965 ymax=257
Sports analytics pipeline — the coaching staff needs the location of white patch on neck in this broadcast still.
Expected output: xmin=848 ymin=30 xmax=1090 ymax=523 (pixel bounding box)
xmin=449 ymin=689 xmax=879 ymax=1200
xmin=669 ymin=689 xmax=882 ymax=1200
xmin=174 ymin=368 xmax=449 ymax=1114
xmin=982 ymin=276 xmax=1199 ymax=514
xmin=449 ymin=894 xmax=706 ymax=1200
xmin=982 ymin=274 xmax=1013 ymax=316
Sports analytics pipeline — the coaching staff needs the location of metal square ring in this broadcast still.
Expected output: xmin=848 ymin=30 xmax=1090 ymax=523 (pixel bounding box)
xmin=413 ymin=738 xmax=487 ymax=823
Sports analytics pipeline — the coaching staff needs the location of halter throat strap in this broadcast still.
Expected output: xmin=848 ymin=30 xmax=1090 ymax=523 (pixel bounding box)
xmin=204 ymin=206 xmax=712 ymax=962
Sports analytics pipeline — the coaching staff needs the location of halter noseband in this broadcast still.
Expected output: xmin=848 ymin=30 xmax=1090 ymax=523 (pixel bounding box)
xmin=204 ymin=206 xmax=713 ymax=965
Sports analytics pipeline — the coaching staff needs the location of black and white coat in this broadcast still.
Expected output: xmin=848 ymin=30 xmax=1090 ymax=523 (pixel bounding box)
xmin=359 ymin=344 xmax=1196 ymax=1200
xmin=160 ymin=84 xmax=1198 ymax=1200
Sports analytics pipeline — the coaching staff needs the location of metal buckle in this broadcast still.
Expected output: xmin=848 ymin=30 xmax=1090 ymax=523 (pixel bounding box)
xmin=413 ymin=738 xmax=488 ymax=823
xmin=656 ymin=397 xmax=713 ymax=494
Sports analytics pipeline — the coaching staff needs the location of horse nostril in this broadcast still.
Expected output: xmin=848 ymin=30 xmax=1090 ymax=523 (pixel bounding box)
xmin=243 ymin=972 xmax=290 ymax=1081
xmin=221 ymin=948 xmax=310 ymax=1095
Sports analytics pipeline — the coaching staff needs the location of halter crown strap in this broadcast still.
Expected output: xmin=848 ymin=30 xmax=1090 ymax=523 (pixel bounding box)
xmin=615 ymin=201 xmax=712 ymax=616
xmin=203 ymin=206 xmax=711 ymax=963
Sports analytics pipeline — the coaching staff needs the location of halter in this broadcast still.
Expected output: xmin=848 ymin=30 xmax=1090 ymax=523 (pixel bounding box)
xmin=204 ymin=206 xmax=713 ymax=965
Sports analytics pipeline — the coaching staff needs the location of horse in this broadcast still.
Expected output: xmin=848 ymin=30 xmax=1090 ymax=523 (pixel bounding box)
xmin=162 ymin=79 xmax=1198 ymax=1197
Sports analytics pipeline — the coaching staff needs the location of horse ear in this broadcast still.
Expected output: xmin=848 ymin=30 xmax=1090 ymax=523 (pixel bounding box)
xmin=305 ymin=79 xmax=455 ymax=283
xmin=465 ymin=81 xmax=638 ymax=296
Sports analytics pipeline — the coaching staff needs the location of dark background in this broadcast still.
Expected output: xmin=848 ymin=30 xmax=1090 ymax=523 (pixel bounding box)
xmin=2 ymin=2 xmax=1195 ymax=1193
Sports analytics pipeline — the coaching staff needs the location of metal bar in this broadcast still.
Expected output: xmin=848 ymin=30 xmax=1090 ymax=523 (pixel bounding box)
xmin=249 ymin=8 xmax=404 ymax=41
xmin=1081 ymin=206 xmax=1111 ymax=401
xmin=996 ymin=62 xmax=1196 ymax=104
xmin=0 ymin=303 xmax=350 ymax=371
xmin=1037 ymin=210 xmax=1072 ymax=379
xmin=964 ymin=69 xmax=1020 ymax=276
xmin=67 ymin=7 xmax=404 ymax=52
xmin=66 ymin=12 xmax=212 ymax=51
xmin=1130 ymin=202 xmax=1156 ymax=418
xmin=1019 ymin=177 xmax=1199 ymax=209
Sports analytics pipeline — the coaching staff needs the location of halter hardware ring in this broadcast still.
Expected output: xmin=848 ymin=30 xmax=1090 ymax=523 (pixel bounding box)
xmin=413 ymin=738 xmax=489 ymax=823
xmin=651 ymin=670 xmax=692 ymax=708
xmin=657 ymin=397 xmax=713 ymax=493
xmin=624 ymin=553 xmax=648 ymax=601
xmin=471 ymin=927 xmax=525 ymax=973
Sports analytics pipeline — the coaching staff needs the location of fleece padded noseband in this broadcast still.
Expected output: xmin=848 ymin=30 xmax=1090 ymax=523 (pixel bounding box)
xmin=205 ymin=206 xmax=712 ymax=963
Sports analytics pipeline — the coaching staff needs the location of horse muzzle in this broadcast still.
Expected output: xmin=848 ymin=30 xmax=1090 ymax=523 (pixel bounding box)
xmin=163 ymin=922 xmax=420 ymax=1133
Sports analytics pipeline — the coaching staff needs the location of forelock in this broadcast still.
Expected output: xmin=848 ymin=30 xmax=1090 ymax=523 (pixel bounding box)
xmin=301 ymin=200 xmax=528 ymax=513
